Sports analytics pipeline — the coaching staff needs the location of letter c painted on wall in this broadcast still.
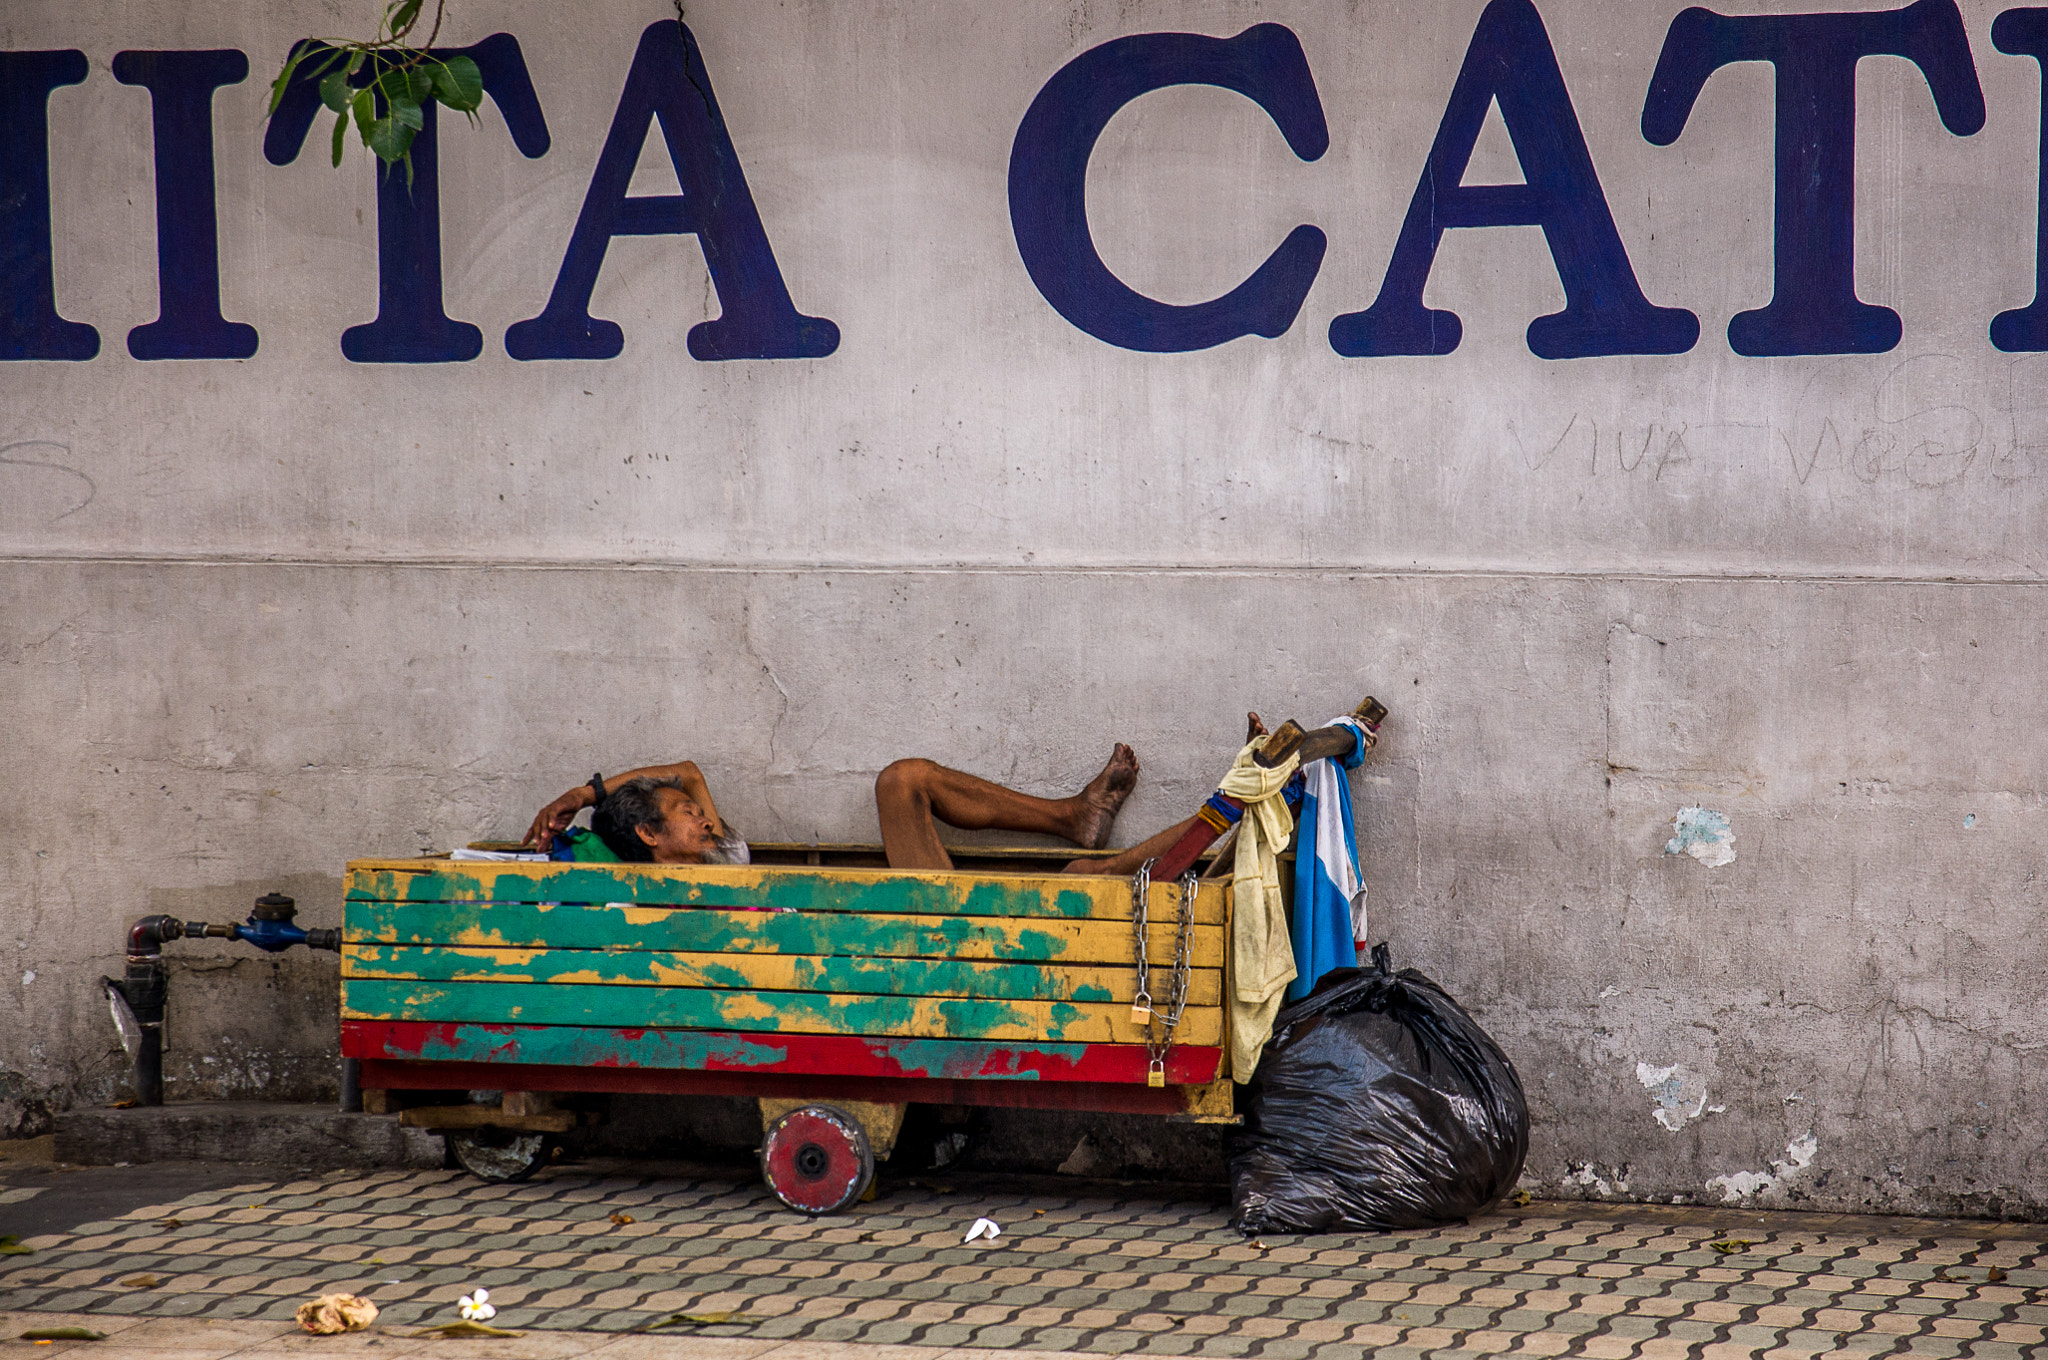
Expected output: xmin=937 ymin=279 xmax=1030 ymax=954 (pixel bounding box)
xmin=1007 ymin=24 xmax=1328 ymax=353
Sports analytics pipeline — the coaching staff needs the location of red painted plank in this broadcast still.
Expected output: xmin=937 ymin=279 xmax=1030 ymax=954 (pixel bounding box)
xmin=357 ymin=1057 xmax=1204 ymax=1115
xmin=343 ymin=1019 xmax=1222 ymax=1085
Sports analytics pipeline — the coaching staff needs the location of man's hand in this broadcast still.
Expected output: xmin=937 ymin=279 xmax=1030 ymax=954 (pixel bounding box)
xmin=521 ymin=787 xmax=592 ymax=849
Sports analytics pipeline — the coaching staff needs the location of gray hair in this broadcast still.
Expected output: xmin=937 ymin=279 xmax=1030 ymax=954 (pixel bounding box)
xmin=591 ymin=776 xmax=684 ymax=862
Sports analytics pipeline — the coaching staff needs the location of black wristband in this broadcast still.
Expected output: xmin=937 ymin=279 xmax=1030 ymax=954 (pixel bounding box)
xmin=588 ymin=773 xmax=606 ymax=805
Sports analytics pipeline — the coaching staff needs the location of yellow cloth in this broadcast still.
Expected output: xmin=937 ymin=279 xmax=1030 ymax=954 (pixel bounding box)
xmin=1218 ymin=741 xmax=1301 ymax=1082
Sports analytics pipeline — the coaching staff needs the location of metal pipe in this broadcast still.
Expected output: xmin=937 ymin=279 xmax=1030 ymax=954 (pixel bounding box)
xmin=108 ymin=894 xmax=342 ymax=1108
xmin=339 ymin=1057 xmax=363 ymax=1114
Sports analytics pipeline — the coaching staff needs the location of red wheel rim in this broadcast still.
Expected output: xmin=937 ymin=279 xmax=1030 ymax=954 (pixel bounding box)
xmin=762 ymin=1106 xmax=872 ymax=1214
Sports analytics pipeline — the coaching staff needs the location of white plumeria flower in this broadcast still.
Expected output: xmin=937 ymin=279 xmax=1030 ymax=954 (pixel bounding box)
xmin=458 ymin=1289 xmax=495 ymax=1321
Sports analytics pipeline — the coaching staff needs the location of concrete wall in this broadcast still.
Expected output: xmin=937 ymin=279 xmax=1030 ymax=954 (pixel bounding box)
xmin=5 ymin=0 xmax=2044 ymax=1217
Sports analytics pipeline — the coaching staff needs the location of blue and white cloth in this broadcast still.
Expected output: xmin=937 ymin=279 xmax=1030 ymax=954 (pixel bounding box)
xmin=1286 ymin=714 xmax=1369 ymax=1001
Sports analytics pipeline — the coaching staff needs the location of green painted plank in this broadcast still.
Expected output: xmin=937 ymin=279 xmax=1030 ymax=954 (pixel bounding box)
xmin=343 ymin=900 xmax=1224 ymax=966
xmin=340 ymin=978 xmax=1223 ymax=1045
xmin=345 ymin=862 xmax=1226 ymax=923
xmin=343 ymin=944 xmax=1222 ymax=1006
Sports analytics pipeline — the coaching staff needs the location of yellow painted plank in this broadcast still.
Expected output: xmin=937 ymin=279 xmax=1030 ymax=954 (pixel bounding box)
xmin=341 ymin=978 xmax=1223 ymax=1046
xmin=345 ymin=860 xmax=1227 ymax=925
xmin=344 ymin=901 xmax=1224 ymax=968
xmin=342 ymin=943 xmax=1223 ymax=1007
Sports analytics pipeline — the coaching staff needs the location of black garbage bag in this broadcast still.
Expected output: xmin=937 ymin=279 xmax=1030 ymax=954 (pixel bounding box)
xmin=1229 ymin=943 xmax=1529 ymax=1234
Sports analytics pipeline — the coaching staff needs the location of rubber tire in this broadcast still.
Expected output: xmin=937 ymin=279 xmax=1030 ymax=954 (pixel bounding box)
xmin=761 ymin=1105 xmax=875 ymax=1214
xmin=448 ymin=1127 xmax=554 ymax=1183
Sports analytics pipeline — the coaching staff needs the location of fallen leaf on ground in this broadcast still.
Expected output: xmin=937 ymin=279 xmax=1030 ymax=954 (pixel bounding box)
xmin=1510 ymin=1189 xmax=1533 ymax=1207
xmin=160 ymin=1219 xmax=181 ymax=1229
xmin=609 ymin=1212 xmax=634 ymax=1225
xmin=110 ymin=1100 xmax=137 ymax=1110
xmin=121 ymin=1274 xmax=164 ymax=1288
xmin=637 ymin=1312 xmax=767 ymax=1331
xmin=20 ymin=1329 xmax=105 ymax=1341
xmin=0 ymin=1236 xmax=33 ymax=1256
xmin=1708 ymin=1240 xmax=1754 ymax=1255
xmin=1935 ymin=1265 xmax=2009 ymax=1284
xmin=412 ymin=1322 xmax=523 ymax=1339
xmin=297 ymin=1293 xmax=379 ymax=1335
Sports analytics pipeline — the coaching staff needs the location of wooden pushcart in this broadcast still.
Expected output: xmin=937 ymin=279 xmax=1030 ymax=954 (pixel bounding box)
xmin=341 ymin=846 xmax=1234 ymax=1209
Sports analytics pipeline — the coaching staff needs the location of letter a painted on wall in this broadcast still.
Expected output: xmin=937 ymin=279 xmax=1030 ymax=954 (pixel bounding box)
xmin=1990 ymin=8 xmax=2048 ymax=352
xmin=1330 ymin=0 xmax=1696 ymax=360
xmin=112 ymin=50 xmax=260 ymax=360
xmin=1008 ymin=24 xmax=1329 ymax=353
xmin=0 ymin=51 xmax=99 ymax=361
xmin=508 ymin=21 xmax=838 ymax=361
xmin=1643 ymin=0 xmax=1984 ymax=357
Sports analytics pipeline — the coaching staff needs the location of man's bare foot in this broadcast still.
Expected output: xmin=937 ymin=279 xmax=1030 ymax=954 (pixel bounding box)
xmin=1071 ymin=743 xmax=1139 ymax=849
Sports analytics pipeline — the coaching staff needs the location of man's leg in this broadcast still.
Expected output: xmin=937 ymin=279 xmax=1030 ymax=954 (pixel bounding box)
xmin=1062 ymin=817 xmax=1200 ymax=876
xmin=875 ymin=746 xmax=1139 ymax=870
xmin=1061 ymin=712 xmax=1266 ymax=876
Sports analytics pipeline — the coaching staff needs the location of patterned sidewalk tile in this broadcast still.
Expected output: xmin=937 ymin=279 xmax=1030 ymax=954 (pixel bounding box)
xmin=2 ymin=1166 xmax=2045 ymax=1359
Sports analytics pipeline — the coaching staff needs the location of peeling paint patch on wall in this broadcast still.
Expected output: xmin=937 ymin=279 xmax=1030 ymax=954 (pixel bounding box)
xmin=1664 ymin=807 xmax=1735 ymax=867
xmin=1707 ymin=1134 xmax=1819 ymax=1203
xmin=1636 ymin=1062 xmax=1715 ymax=1132
xmin=1560 ymin=1163 xmax=1632 ymax=1198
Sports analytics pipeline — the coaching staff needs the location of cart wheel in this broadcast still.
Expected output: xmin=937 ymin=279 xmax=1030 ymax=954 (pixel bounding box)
xmin=761 ymin=1105 xmax=874 ymax=1214
xmin=448 ymin=1127 xmax=554 ymax=1183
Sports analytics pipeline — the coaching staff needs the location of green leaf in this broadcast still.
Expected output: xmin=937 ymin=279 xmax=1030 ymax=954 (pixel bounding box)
xmin=318 ymin=71 xmax=351 ymax=113
xmin=352 ymin=88 xmax=377 ymax=143
xmin=367 ymin=115 xmax=417 ymax=164
xmin=346 ymin=50 xmax=365 ymax=76
xmin=330 ymin=109 xmax=349 ymax=167
xmin=388 ymin=96 xmax=423 ymax=132
xmin=430 ymin=55 xmax=483 ymax=113
xmin=386 ymin=0 xmax=424 ymax=35
xmin=404 ymin=67 xmax=437 ymax=102
xmin=266 ymin=46 xmax=307 ymax=116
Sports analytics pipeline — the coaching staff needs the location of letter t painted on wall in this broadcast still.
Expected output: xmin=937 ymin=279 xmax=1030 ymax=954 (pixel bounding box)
xmin=1642 ymin=0 xmax=1984 ymax=356
xmin=265 ymin=34 xmax=550 ymax=363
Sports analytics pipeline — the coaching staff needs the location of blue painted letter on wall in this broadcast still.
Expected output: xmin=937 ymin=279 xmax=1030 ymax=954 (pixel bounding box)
xmin=1991 ymin=8 xmax=2048 ymax=351
xmin=1330 ymin=0 xmax=1696 ymax=360
xmin=0 ymin=51 xmax=98 ymax=361
xmin=113 ymin=50 xmax=259 ymax=361
xmin=267 ymin=34 xmax=550 ymax=363
xmin=1008 ymin=23 xmax=1328 ymax=353
xmin=507 ymin=21 xmax=838 ymax=362
xmin=1643 ymin=0 xmax=1983 ymax=356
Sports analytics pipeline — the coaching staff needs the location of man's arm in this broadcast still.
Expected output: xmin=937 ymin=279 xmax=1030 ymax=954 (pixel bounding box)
xmin=520 ymin=760 xmax=725 ymax=847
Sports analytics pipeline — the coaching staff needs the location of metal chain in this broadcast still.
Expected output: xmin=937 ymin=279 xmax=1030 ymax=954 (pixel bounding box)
xmin=1128 ymin=857 xmax=1153 ymax=1023
xmin=1143 ymin=868 xmax=1200 ymax=1085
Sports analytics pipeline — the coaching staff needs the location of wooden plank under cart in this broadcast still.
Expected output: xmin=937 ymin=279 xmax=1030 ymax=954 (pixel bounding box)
xmin=340 ymin=850 xmax=1233 ymax=1210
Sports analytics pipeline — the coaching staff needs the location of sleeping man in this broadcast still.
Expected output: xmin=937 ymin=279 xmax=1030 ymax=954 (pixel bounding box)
xmin=515 ymin=730 xmax=1266 ymax=875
